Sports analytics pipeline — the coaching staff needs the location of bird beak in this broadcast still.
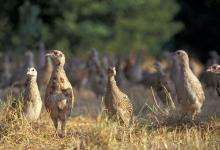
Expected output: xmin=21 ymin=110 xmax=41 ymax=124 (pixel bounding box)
xmin=206 ymin=68 xmax=212 ymax=72
xmin=26 ymin=70 xmax=31 ymax=75
xmin=45 ymin=52 xmax=53 ymax=57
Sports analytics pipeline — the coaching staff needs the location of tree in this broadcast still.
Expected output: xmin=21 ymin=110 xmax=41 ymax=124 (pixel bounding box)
xmin=0 ymin=0 xmax=181 ymax=55
xmin=172 ymin=0 xmax=220 ymax=60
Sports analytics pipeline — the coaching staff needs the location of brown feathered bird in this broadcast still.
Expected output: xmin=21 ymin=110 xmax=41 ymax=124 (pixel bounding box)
xmin=206 ymin=64 xmax=220 ymax=97
xmin=200 ymin=51 xmax=220 ymax=89
xmin=104 ymin=67 xmax=133 ymax=126
xmin=45 ymin=50 xmax=74 ymax=137
xmin=153 ymin=62 xmax=176 ymax=107
xmin=87 ymin=48 xmax=107 ymax=98
xmin=37 ymin=56 xmax=53 ymax=91
xmin=23 ymin=67 xmax=42 ymax=121
xmin=175 ymin=50 xmax=205 ymax=120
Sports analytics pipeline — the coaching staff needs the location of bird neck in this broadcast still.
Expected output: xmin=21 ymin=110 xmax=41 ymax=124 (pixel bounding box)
xmin=180 ymin=60 xmax=190 ymax=70
xmin=179 ymin=61 xmax=192 ymax=77
xmin=45 ymin=58 xmax=53 ymax=71
xmin=52 ymin=64 xmax=66 ymax=77
xmin=25 ymin=76 xmax=37 ymax=88
xmin=53 ymin=63 xmax=64 ymax=71
xmin=108 ymin=76 xmax=119 ymax=90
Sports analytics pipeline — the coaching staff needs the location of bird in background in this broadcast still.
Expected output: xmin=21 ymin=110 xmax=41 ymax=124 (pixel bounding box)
xmin=37 ymin=55 xmax=53 ymax=91
xmin=153 ymin=62 xmax=176 ymax=107
xmin=206 ymin=64 xmax=220 ymax=97
xmin=38 ymin=41 xmax=46 ymax=69
xmin=12 ymin=50 xmax=35 ymax=86
xmin=87 ymin=48 xmax=107 ymax=98
xmin=0 ymin=55 xmax=12 ymax=88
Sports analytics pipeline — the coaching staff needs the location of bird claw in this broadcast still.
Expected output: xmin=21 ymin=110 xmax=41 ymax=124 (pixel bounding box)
xmin=58 ymin=132 xmax=65 ymax=138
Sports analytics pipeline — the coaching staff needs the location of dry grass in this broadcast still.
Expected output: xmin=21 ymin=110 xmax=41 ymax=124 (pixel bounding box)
xmin=0 ymin=86 xmax=220 ymax=150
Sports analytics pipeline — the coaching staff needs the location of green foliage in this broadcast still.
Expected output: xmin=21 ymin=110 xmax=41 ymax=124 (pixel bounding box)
xmin=0 ymin=0 xmax=181 ymax=54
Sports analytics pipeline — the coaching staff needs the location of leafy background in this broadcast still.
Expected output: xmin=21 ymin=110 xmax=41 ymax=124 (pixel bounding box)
xmin=0 ymin=0 xmax=219 ymax=60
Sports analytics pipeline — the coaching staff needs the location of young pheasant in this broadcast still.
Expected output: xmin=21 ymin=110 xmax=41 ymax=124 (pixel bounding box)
xmin=104 ymin=67 xmax=133 ymax=126
xmin=45 ymin=50 xmax=74 ymax=137
xmin=23 ymin=67 xmax=42 ymax=121
xmin=153 ymin=62 xmax=176 ymax=107
xmin=206 ymin=64 xmax=220 ymax=97
xmin=175 ymin=50 xmax=205 ymax=120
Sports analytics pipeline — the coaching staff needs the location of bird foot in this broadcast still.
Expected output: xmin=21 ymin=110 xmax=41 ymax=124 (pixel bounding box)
xmin=58 ymin=132 xmax=65 ymax=138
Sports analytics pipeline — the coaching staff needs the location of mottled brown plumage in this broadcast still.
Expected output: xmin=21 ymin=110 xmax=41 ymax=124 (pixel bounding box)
xmin=104 ymin=67 xmax=133 ymax=126
xmin=45 ymin=50 xmax=74 ymax=137
xmin=23 ymin=67 xmax=42 ymax=121
xmin=153 ymin=62 xmax=176 ymax=107
xmin=175 ymin=50 xmax=205 ymax=120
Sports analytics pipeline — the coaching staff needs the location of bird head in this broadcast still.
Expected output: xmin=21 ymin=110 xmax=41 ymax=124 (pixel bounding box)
xmin=209 ymin=51 xmax=218 ymax=58
xmin=206 ymin=64 xmax=220 ymax=74
xmin=25 ymin=50 xmax=33 ymax=57
xmin=90 ymin=48 xmax=99 ymax=65
xmin=26 ymin=67 xmax=37 ymax=77
xmin=107 ymin=67 xmax=116 ymax=77
xmin=175 ymin=50 xmax=189 ymax=65
xmin=46 ymin=50 xmax=65 ymax=66
xmin=154 ymin=62 xmax=161 ymax=71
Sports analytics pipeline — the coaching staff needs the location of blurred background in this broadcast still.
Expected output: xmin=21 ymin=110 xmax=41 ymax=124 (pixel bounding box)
xmin=0 ymin=0 xmax=220 ymax=61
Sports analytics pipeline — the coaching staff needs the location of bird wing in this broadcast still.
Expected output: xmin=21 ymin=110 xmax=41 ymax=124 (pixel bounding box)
xmin=44 ymin=81 xmax=53 ymax=110
xmin=186 ymin=72 xmax=205 ymax=104
xmin=116 ymin=94 xmax=133 ymax=126
xmin=61 ymin=87 xmax=74 ymax=118
xmin=216 ymin=83 xmax=220 ymax=97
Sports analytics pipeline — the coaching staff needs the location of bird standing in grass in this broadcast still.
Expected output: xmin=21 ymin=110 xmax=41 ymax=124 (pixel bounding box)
xmin=206 ymin=64 xmax=220 ymax=97
xmin=153 ymin=62 xmax=176 ymax=107
xmin=45 ymin=50 xmax=74 ymax=137
xmin=104 ymin=67 xmax=133 ymax=126
xmin=23 ymin=67 xmax=42 ymax=121
xmin=175 ymin=50 xmax=205 ymax=120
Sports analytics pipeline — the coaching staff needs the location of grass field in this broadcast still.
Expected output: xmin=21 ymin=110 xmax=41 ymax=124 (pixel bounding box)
xmin=0 ymin=85 xmax=220 ymax=149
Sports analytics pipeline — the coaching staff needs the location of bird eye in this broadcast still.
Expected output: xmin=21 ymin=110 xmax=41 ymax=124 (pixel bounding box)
xmin=32 ymin=69 xmax=34 ymax=71
xmin=213 ymin=66 xmax=217 ymax=69
xmin=54 ymin=51 xmax=58 ymax=55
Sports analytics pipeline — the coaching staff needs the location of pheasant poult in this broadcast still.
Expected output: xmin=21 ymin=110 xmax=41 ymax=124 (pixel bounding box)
xmin=23 ymin=67 xmax=42 ymax=121
xmin=45 ymin=50 xmax=74 ymax=137
xmin=153 ymin=62 xmax=176 ymax=107
xmin=206 ymin=64 xmax=220 ymax=97
xmin=175 ymin=50 xmax=205 ymax=120
xmin=104 ymin=67 xmax=133 ymax=126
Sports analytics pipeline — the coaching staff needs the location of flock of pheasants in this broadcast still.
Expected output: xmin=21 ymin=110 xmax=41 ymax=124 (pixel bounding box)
xmin=0 ymin=46 xmax=220 ymax=138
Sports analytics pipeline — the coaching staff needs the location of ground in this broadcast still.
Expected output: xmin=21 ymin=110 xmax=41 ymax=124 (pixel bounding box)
xmin=0 ymin=85 xmax=220 ymax=149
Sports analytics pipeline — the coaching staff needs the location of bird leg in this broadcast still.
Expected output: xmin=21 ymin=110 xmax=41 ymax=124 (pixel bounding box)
xmin=51 ymin=116 xmax=59 ymax=137
xmin=191 ymin=111 xmax=198 ymax=122
xmin=59 ymin=120 xmax=66 ymax=138
xmin=178 ymin=113 xmax=187 ymax=123
xmin=51 ymin=117 xmax=58 ymax=129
